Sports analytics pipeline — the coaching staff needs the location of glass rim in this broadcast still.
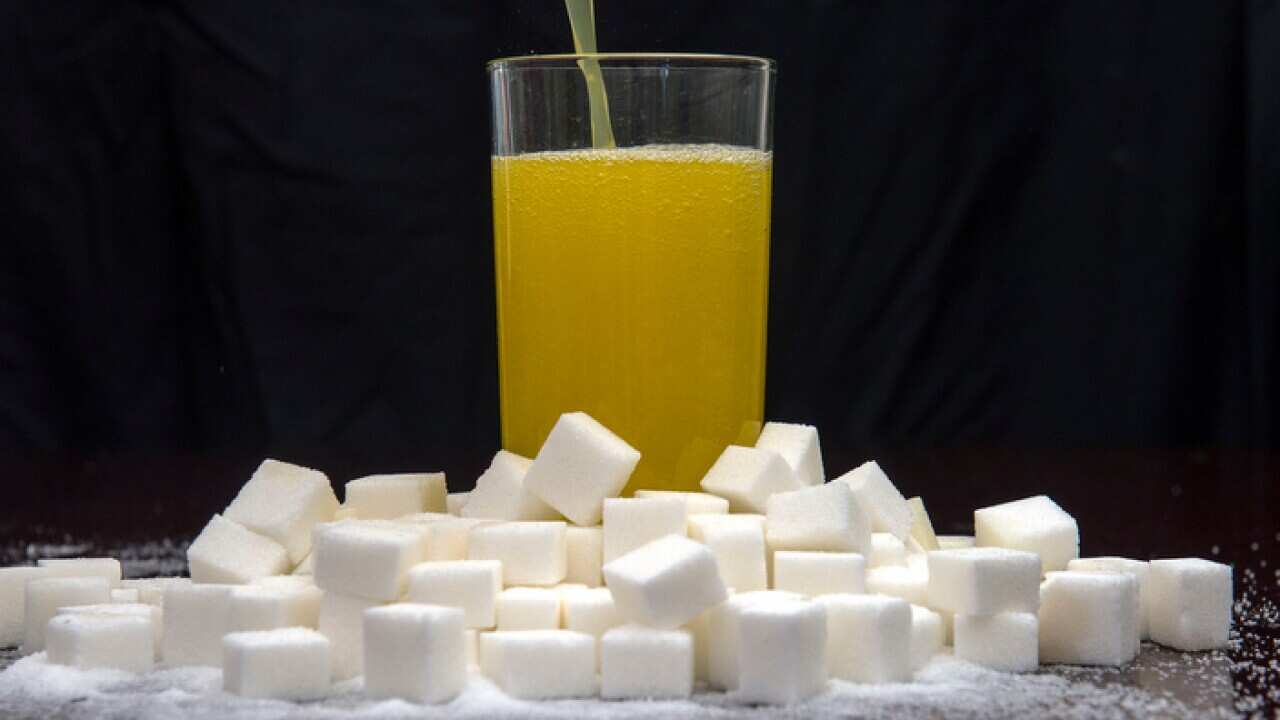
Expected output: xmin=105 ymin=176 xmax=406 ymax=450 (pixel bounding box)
xmin=486 ymin=52 xmax=775 ymax=71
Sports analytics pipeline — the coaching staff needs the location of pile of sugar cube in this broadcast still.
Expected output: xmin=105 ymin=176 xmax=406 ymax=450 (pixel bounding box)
xmin=0 ymin=411 xmax=1234 ymax=705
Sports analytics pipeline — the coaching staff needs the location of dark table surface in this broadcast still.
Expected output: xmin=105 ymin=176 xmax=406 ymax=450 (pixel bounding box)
xmin=0 ymin=448 xmax=1276 ymax=716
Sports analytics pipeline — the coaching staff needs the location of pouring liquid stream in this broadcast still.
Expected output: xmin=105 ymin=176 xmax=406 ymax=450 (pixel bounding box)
xmin=564 ymin=0 xmax=616 ymax=149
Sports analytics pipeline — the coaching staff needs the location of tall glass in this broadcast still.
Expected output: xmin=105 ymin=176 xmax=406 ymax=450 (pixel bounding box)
xmin=489 ymin=54 xmax=775 ymax=494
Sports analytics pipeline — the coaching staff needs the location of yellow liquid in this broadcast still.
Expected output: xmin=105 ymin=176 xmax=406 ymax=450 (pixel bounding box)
xmin=493 ymin=145 xmax=772 ymax=493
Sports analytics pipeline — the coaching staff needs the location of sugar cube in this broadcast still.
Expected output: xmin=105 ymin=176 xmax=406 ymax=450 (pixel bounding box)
xmin=317 ymin=592 xmax=385 ymax=680
xmin=446 ymin=492 xmax=469 ymax=516
xmin=817 ymin=593 xmax=910 ymax=683
xmin=705 ymin=590 xmax=804 ymax=690
xmin=463 ymin=450 xmax=559 ymax=521
xmin=926 ymin=548 xmax=1042 ymax=615
xmin=699 ymin=445 xmax=801 ymax=514
xmin=565 ymin=526 xmax=603 ymax=586
xmin=909 ymin=604 xmax=944 ymax=671
xmin=954 ymin=612 xmax=1039 ymax=672
xmin=754 ymin=422 xmax=824 ymax=487
xmin=37 ymin=558 xmax=122 ymax=587
xmin=1147 ymin=558 xmax=1232 ymax=651
xmin=363 ymin=604 xmax=466 ymax=704
xmin=57 ymin=603 xmax=162 ymax=659
xmin=1068 ymin=557 xmax=1151 ymax=640
xmin=523 ymin=412 xmax=641 ymax=526
xmin=0 ymin=566 xmax=52 ymax=647
xmin=766 ymin=481 xmax=871 ymax=553
xmin=223 ymin=628 xmax=330 ymax=700
xmin=345 ymin=473 xmax=447 ymax=519
xmin=772 ymin=551 xmax=866 ymax=597
xmin=230 ymin=584 xmax=322 ymax=632
xmin=161 ymin=583 xmax=234 ymax=666
xmin=604 ymin=534 xmax=728 ymax=629
xmin=120 ymin=577 xmax=190 ymax=607
xmin=111 ymin=589 xmax=139 ymax=604
xmin=224 ymin=458 xmax=340 ymax=564
xmin=938 ymin=535 xmax=976 ymax=550
xmin=601 ymin=625 xmax=694 ymax=699
xmin=405 ymin=560 xmax=502 ymax=629
xmin=603 ymin=497 xmax=687 ymax=563
xmin=1038 ymin=571 xmax=1139 ymax=666
xmin=561 ymin=587 xmax=623 ymax=650
xmin=46 ymin=614 xmax=154 ymax=673
xmin=736 ymin=599 xmax=828 ymax=704
xmin=187 ymin=514 xmax=290 ymax=585
xmin=867 ymin=565 xmax=929 ymax=606
xmin=312 ymin=520 xmax=428 ymax=601
xmin=485 ymin=630 xmax=597 ymax=699
xmin=496 ymin=587 xmax=561 ymax=630
xmin=974 ymin=495 xmax=1079 ymax=572
xmin=398 ymin=514 xmax=495 ymax=561
xmin=23 ymin=577 xmax=111 ymax=654
xmin=869 ymin=532 xmax=908 ymax=567
xmin=633 ymin=490 xmax=730 ymax=518
xmin=834 ymin=461 xmax=912 ymax=541
xmin=906 ymin=497 xmax=941 ymax=551
xmin=687 ymin=515 xmax=767 ymax=592
xmin=467 ymin=521 xmax=567 ymax=586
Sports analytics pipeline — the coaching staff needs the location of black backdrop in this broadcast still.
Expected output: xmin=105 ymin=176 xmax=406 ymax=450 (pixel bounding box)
xmin=3 ymin=1 xmax=1277 ymax=491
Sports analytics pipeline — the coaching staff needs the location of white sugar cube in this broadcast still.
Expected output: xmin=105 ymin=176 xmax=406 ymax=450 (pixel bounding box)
xmin=601 ymin=625 xmax=694 ymax=699
xmin=1039 ymin=571 xmax=1139 ymax=666
xmin=345 ymin=473 xmax=447 ymax=519
xmin=120 ymin=577 xmax=190 ymax=607
xmin=317 ymin=592 xmax=385 ymax=680
xmin=161 ymin=583 xmax=234 ymax=666
xmin=975 ymin=495 xmax=1079 ymax=572
xmin=312 ymin=520 xmax=428 ymax=601
xmin=736 ymin=599 xmax=827 ymax=704
xmin=817 ymin=593 xmax=910 ymax=683
xmin=926 ymin=548 xmax=1042 ymax=615
xmin=909 ymin=605 xmax=944 ymax=671
xmin=954 ymin=612 xmax=1039 ymax=672
xmin=766 ymin=481 xmax=871 ymax=553
xmin=467 ymin=521 xmax=567 ymax=586
xmin=565 ymin=526 xmax=603 ymax=586
xmin=834 ymin=461 xmax=912 ymax=541
xmin=633 ymin=490 xmax=729 ymax=518
xmin=868 ymin=533 xmax=908 ymax=567
xmin=46 ymin=614 xmax=154 ymax=673
xmin=754 ymin=422 xmax=824 ymax=487
xmin=23 ymin=577 xmax=111 ymax=654
xmin=230 ymin=584 xmax=322 ymax=631
xmin=866 ymin=565 xmax=929 ymax=605
xmin=463 ymin=450 xmax=559 ymax=521
xmin=1147 ymin=558 xmax=1232 ymax=651
xmin=523 ymin=412 xmax=641 ymax=526
xmin=699 ymin=445 xmax=801 ymax=514
xmin=446 ymin=492 xmax=469 ymax=516
xmin=562 ymin=588 xmax=623 ymax=669
xmin=37 ymin=558 xmax=122 ymax=587
xmin=363 ymin=604 xmax=466 ymax=704
xmin=0 ymin=567 xmax=51 ymax=647
xmin=187 ymin=514 xmax=290 ymax=585
xmin=110 ymin=589 xmax=139 ymax=604
xmin=496 ymin=587 xmax=561 ymax=630
xmin=57 ymin=603 xmax=161 ymax=659
xmin=772 ymin=551 xmax=866 ymax=597
xmin=906 ymin=497 xmax=941 ymax=551
xmin=224 ymin=458 xmax=340 ymax=564
xmin=705 ymin=590 xmax=803 ymax=690
xmin=687 ymin=515 xmax=767 ymax=592
xmin=604 ymin=534 xmax=728 ymax=629
xmin=223 ymin=628 xmax=330 ymax=700
xmin=1068 ymin=557 xmax=1151 ymax=640
xmin=938 ymin=535 xmax=975 ymax=550
xmin=397 ymin=514 xmax=495 ymax=561
xmin=485 ymin=630 xmax=597 ymax=699
xmin=405 ymin=560 xmax=501 ymax=629
xmin=603 ymin=497 xmax=687 ymax=563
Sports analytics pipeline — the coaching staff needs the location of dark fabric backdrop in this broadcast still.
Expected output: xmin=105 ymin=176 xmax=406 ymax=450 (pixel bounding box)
xmin=2 ymin=1 xmax=1277 ymax=490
